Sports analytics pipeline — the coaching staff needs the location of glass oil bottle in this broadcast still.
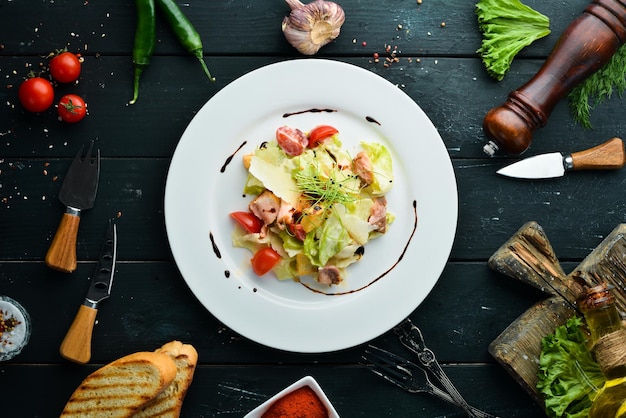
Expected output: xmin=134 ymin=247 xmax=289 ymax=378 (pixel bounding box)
xmin=579 ymin=283 xmax=626 ymax=418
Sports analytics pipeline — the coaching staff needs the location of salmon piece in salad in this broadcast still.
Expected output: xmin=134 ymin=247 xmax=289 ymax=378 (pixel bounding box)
xmin=352 ymin=151 xmax=374 ymax=185
xmin=249 ymin=190 xmax=280 ymax=225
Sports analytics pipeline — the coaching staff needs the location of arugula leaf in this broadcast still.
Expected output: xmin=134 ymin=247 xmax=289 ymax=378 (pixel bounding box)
xmin=537 ymin=316 xmax=605 ymax=418
xmin=476 ymin=0 xmax=551 ymax=81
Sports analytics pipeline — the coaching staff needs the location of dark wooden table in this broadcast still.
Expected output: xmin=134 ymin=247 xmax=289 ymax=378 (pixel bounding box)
xmin=2 ymin=0 xmax=625 ymax=416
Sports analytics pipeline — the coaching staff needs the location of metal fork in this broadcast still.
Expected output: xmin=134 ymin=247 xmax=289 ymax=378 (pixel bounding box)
xmin=363 ymin=345 xmax=497 ymax=417
xmin=394 ymin=319 xmax=498 ymax=418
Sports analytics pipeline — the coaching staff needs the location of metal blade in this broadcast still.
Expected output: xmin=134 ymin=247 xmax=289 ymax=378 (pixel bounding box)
xmin=496 ymin=152 xmax=565 ymax=179
xmin=58 ymin=143 xmax=100 ymax=209
xmin=84 ymin=220 xmax=117 ymax=306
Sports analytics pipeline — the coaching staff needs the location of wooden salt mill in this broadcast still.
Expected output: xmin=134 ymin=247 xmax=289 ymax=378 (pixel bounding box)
xmin=483 ymin=0 xmax=626 ymax=156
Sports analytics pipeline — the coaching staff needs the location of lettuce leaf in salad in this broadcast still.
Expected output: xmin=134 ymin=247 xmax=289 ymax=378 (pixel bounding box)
xmin=361 ymin=141 xmax=394 ymax=195
xmin=275 ymin=229 xmax=303 ymax=257
xmin=537 ymin=316 xmax=604 ymax=418
xmin=303 ymin=207 xmax=351 ymax=267
xmin=231 ymin=227 xmax=268 ymax=253
xmin=327 ymin=243 xmax=362 ymax=268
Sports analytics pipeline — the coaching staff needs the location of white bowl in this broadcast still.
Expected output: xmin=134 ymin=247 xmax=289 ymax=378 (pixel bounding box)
xmin=244 ymin=376 xmax=340 ymax=417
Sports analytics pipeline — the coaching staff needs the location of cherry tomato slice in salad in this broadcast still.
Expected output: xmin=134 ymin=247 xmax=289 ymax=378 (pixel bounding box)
xmin=230 ymin=211 xmax=263 ymax=234
xmin=57 ymin=94 xmax=87 ymax=123
xmin=49 ymin=51 xmax=81 ymax=83
xmin=18 ymin=77 xmax=54 ymax=113
xmin=288 ymin=223 xmax=306 ymax=241
xmin=308 ymin=125 xmax=338 ymax=147
xmin=251 ymin=247 xmax=281 ymax=276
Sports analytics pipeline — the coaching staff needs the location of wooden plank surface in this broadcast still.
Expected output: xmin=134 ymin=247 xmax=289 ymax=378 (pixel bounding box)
xmin=1 ymin=0 xmax=624 ymax=416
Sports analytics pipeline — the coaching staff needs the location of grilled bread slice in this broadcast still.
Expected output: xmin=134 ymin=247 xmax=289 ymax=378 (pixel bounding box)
xmin=133 ymin=341 xmax=199 ymax=418
xmin=60 ymin=351 xmax=177 ymax=418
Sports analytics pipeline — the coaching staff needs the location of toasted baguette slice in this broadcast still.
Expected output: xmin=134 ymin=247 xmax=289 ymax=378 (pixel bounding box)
xmin=133 ymin=341 xmax=199 ymax=418
xmin=61 ymin=351 xmax=177 ymax=418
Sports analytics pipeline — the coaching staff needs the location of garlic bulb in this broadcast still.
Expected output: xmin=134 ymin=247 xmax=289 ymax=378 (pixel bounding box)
xmin=282 ymin=0 xmax=346 ymax=55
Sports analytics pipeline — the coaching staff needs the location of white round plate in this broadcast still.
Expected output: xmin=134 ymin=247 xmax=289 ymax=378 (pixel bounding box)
xmin=164 ymin=59 xmax=458 ymax=353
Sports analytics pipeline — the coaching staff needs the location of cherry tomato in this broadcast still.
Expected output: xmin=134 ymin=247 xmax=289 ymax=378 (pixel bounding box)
xmin=57 ymin=94 xmax=87 ymax=123
xmin=308 ymin=125 xmax=338 ymax=147
xmin=18 ymin=77 xmax=54 ymax=113
xmin=230 ymin=211 xmax=263 ymax=234
xmin=251 ymin=247 xmax=281 ymax=276
xmin=288 ymin=223 xmax=306 ymax=241
xmin=49 ymin=51 xmax=81 ymax=83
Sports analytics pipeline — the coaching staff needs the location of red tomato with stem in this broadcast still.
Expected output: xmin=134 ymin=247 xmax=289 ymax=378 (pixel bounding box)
xmin=18 ymin=77 xmax=54 ymax=113
xmin=308 ymin=125 xmax=338 ymax=147
xmin=57 ymin=94 xmax=87 ymax=123
xmin=251 ymin=247 xmax=281 ymax=276
xmin=230 ymin=211 xmax=263 ymax=233
xmin=49 ymin=51 xmax=81 ymax=83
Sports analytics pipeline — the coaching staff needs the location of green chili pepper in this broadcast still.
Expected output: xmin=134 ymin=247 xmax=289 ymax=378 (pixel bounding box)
xmin=130 ymin=0 xmax=156 ymax=105
xmin=155 ymin=0 xmax=215 ymax=82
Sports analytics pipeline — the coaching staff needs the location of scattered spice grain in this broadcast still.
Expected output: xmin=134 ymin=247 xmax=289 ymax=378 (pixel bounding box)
xmin=262 ymin=386 xmax=328 ymax=418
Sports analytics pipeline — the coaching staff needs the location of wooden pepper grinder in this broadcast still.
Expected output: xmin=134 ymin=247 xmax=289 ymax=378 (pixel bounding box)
xmin=483 ymin=0 xmax=626 ymax=156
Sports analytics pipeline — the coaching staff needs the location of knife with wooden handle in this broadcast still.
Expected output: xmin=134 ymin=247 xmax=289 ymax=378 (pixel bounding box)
xmin=60 ymin=219 xmax=117 ymax=364
xmin=496 ymin=137 xmax=626 ymax=179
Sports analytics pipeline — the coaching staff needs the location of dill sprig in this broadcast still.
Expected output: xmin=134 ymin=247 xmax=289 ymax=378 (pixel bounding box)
xmin=294 ymin=167 xmax=358 ymax=207
xmin=568 ymin=44 xmax=626 ymax=128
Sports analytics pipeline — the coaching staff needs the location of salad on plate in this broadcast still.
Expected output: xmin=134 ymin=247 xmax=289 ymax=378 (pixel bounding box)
xmin=230 ymin=124 xmax=394 ymax=286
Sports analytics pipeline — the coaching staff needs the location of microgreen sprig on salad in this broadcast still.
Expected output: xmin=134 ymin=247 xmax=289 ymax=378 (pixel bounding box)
xmin=230 ymin=124 xmax=394 ymax=286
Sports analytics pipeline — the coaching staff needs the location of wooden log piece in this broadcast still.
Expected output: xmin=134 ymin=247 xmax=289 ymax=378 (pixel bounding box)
xmin=488 ymin=222 xmax=626 ymax=409
xmin=489 ymin=297 xmax=577 ymax=404
xmin=487 ymin=221 xmax=578 ymax=300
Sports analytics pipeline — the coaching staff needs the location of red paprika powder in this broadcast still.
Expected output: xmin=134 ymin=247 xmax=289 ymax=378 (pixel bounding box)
xmin=261 ymin=385 xmax=328 ymax=418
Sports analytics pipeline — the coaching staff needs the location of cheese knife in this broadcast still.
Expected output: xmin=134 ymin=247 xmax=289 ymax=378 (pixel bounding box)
xmin=496 ymin=137 xmax=625 ymax=179
xmin=46 ymin=142 xmax=100 ymax=273
xmin=60 ymin=219 xmax=117 ymax=364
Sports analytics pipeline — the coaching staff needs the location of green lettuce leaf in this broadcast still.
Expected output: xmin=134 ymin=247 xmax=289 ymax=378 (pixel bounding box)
xmin=537 ymin=316 xmax=604 ymax=418
xmin=361 ymin=141 xmax=394 ymax=195
xmin=303 ymin=208 xmax=350 ymax=267
xmin=476 ymin=0 xmax=551 ymax=81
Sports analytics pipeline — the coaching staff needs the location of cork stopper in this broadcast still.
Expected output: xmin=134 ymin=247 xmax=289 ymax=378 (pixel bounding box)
xmin=577 ymin=283 xmax=615 ymax=312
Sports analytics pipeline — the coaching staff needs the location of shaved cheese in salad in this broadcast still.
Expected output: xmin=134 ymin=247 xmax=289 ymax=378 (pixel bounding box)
xmin=230 ymin=125 xmax=394 ymax=286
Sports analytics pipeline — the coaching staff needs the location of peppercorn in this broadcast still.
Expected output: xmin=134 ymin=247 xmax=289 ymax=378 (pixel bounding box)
xmin=0 ymin=310 xmax=19 ymax=338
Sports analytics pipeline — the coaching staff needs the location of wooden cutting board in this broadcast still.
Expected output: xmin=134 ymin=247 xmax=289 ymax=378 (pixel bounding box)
xmin=487 ymin=221 xmax=626 ymax=406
